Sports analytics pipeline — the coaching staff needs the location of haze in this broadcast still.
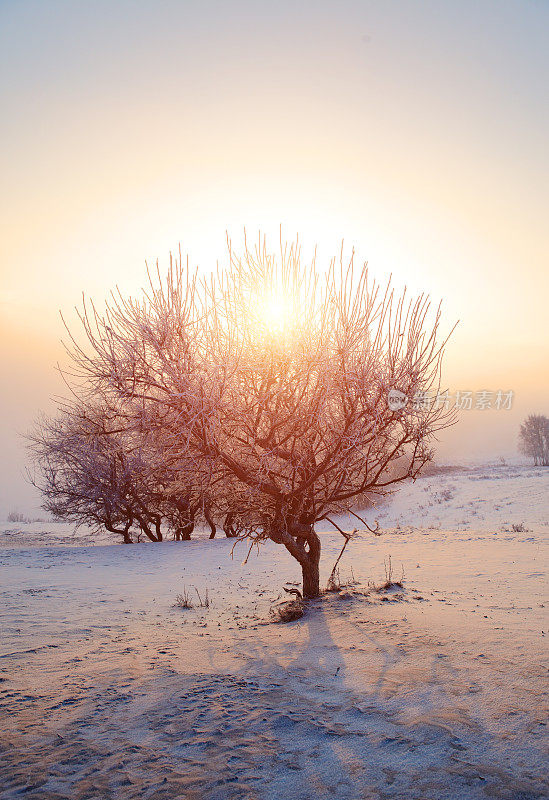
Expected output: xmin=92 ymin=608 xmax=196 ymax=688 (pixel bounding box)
xmin=1 ymin=0 xmax=548 ymax=515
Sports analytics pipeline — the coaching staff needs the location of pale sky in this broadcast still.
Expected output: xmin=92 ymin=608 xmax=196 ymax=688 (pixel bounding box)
xmin=1 ymin=0 xmax=548 ymax=515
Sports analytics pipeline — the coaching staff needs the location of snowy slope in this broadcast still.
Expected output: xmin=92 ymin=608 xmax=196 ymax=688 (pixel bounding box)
xmin=0 ymin=462 xmax=547 ymax=800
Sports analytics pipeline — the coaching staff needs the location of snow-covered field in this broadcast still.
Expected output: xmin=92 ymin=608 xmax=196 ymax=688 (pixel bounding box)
xmin=0 ymin=463 xmax=547 ymax=799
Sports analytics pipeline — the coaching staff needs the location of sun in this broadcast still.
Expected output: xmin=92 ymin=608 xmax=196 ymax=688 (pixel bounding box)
xmin=245 ymin=285 xmax=299 ymax=347
xmin=262 ymin=295 xmax=290 ymax=333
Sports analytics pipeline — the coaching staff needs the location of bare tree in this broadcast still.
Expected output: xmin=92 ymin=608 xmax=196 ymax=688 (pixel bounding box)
xmin=29 ymin=408 xmax=141 ymax=542
xmin=50 ymin=234 xmax=455 ymax=596
xmin=519 ymin=414 xmax=549 ymax=466
xmin=28 ymin=402 xmax=208 ymax=543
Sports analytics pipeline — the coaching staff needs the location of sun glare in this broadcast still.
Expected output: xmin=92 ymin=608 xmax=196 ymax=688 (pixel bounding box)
xmin=264 ymin=296 xmax=288 ymax=329
xmin=256 ymin=292 xmax=293 ymax=338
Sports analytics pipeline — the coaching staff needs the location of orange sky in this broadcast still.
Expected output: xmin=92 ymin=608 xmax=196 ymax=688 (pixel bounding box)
xmin=1 ymin=0 xmax=548 ymax=514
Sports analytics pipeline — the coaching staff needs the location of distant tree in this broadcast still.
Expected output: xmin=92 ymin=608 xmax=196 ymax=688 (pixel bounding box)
xmin=28 ymin=403 xmax=210 ymax=543
xmin=29 ymin=407 xmax=154 ymax=542
xmin=56 ymin=234 xmax=455 ymax=596
xmin=519 ymin=414 xmax=549 ymax=466
xmin=7 ymin=511 xmax=31 ymax=524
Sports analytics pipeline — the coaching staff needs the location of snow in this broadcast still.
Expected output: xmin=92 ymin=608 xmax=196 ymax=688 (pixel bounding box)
xmin=355 ymin=461 xmax=549 ymax=533
xmin=0 ymin=463 xmax=547 ymax=799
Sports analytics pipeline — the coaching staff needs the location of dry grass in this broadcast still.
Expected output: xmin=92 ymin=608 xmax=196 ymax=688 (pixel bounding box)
xmin=326 ymin=566 xmax=360 ymax=593
xmin=270 ymin=585 xmax=305 ymax=622
xmin=326 ymin=567 xmax=343 ymax=592
xmin=175 ymin=586 xmax=211 ymax=609
xmin=270 ymin=598 xmax=304 ymax=623
xmin=377 ymin=555 xmax=405 ymax=590
xmin=174 ymin=587 xmax=193 ymax=609
xmin=364 ymin=556 xmax=406 ymax=594
xmin=194 ymin=587 xmax=211 ymax=608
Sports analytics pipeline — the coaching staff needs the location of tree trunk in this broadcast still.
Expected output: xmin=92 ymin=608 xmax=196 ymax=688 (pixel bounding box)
xmin=174 ymin=518 xmax=194 ymax=541
xmin=122 ymin=518 xmax=133 ymax=544
xmin=204 ymin=502 xmax=216 ymax=539
xmin=142 ymin=527 xmax=160 ymax=542
xmin=273 ymin=520 xmax=322 ymax=599
xmin=301 ymin=531 xmax=321 ymax=598
xmin=172 ymin=499 xmax=195 ymax=540
xmin=223 ymin=512 xmax=238 ymax=538
xmin=105 ymin=521 xmax=133 ymax=544
xmin=135 ymin=517 xmax=161 ymax=542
